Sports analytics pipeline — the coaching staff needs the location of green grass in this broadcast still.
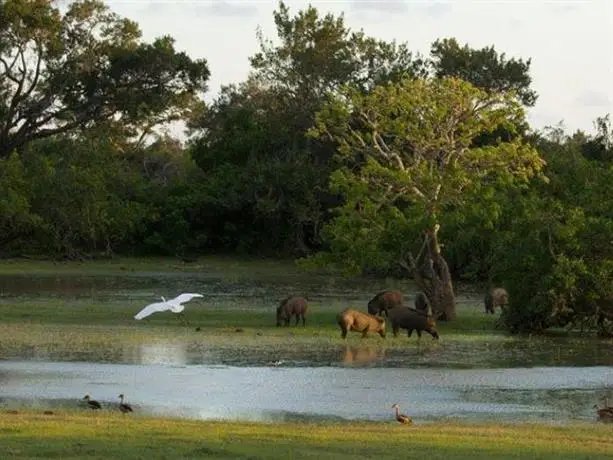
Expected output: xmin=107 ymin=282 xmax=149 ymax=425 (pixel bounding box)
xmin=1 ymin=411 xmax=611 ymax=459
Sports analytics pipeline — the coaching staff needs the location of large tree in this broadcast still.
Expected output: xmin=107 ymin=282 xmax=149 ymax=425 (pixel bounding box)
xmin=189 ymin=1 xmax=425 ymax=255
xmin=303 ymin=77 xmax=545 ymax=320
xmin=0 ymin=0 xmax=209 ymax=157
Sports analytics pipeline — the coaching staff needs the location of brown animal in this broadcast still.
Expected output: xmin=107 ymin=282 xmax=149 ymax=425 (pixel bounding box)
xmin=367 ymin=290 xmax=404 ymax=317
xmin=388 ymin=306 xmax=439 ymax=340
xmin=276 ymin=296 xmax=308 ymax=327
xmin=484 ymin=287 xmax=509 ymax=314
xmin=337 ymin=309 xmax=386 ymax=339
xmin=391 ymin=404 xmax=413 ymax=425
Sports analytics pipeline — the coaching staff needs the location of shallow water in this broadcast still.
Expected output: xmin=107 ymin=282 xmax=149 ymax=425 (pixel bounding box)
xmin=1 ymin=360 xmax=611 ymax=424
xmin=1 ymin=269 xmax=612 ymax=424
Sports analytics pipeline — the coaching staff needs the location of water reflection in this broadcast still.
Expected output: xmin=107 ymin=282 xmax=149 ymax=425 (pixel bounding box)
xmin=128 ymin=342 xmax=189 ymax=366
xmin=0 ymin=360 xmax=611 ymax=424
xmin=341 ymin=346 xmax=385 ymax=366
xmin=2 ymin=335 xmax=613 ymax=369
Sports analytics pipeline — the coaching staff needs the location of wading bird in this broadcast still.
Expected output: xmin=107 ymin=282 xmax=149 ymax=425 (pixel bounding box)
xmin=391 ymin=404 xmax=412 ymax=425
xmin=118 ymin=394 xmax=133 ymax=414
xmin=83 ymin=394 xmax=101 ymax=410
xmin=134 ymin=293 xmax=204 ymax=325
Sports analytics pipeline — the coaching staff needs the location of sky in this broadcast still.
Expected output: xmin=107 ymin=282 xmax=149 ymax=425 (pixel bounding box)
xmin=100 ymin=0 xmax=612 ymax=135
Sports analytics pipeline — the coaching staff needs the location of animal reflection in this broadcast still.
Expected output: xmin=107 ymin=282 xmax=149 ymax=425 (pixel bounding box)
xmin=341 ymin=346 xmax=383 ymax=366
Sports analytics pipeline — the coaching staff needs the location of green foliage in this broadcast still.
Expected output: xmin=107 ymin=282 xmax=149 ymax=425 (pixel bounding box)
xmin=0 ymin=0 xmax=209 ymax=157
xmin=0 ymin=152 xmax=41 ymax=251
xmin=489 ymin=129 xmax=613 ymax=334
xmin=303 ymin=77 xmax=544 ymax=276
xmin=430 ymin=38 xmax=537 ymax=106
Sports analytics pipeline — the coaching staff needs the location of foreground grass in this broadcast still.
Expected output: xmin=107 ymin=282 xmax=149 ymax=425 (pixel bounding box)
xmin=1 ymin=411 xmax=611 ymax=460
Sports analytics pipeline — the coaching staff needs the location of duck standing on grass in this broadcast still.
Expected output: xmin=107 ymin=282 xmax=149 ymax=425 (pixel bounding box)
xmin=391 ymin=404 xmax=413 ymax=425
xmin=118 ymin=394 xmax=133 ymax=414
xmin=83 ymin=394 xmax=101 ymax=410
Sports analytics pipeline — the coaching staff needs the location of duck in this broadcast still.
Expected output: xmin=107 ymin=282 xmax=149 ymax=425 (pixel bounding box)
xmin=118 ymin=394 xmax=133 ymax=414
xmin=594 ymin=402 xmax=613 ymax=422
xmin=391 ymin=403 xmax=413 ymax=425
xmin=83 ymin=394 xmax=101 ymax=410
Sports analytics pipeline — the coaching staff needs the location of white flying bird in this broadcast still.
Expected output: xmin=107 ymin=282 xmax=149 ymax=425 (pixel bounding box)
xmin=134 ymin=293 xmax=204 ymax=325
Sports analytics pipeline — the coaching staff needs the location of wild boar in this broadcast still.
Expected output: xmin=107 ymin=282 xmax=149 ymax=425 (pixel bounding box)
xmin=388 ymin=306 xmax=439 ymax=340
xmin=484 ymin=287 xmax=509 ymax=314
xmin=337 ymin=309 xmax=386 ymax=339
xmin=276 ymin=296 xmax=308 ymax=326
xmin=367 ymin=290 xmax=404 ymax=317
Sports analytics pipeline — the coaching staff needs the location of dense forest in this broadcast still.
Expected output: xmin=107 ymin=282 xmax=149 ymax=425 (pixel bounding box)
xmin=1 ymin=0 xmax=612 ymax=334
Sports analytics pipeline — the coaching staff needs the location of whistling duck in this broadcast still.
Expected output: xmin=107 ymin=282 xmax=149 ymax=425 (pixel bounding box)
xmin=83 ymin=394 xmax=101 ymax=410
xmin=118 ymin=394 xmax=133 ymax=413
xmin=391 ymin=403 xmax=413 ymax=425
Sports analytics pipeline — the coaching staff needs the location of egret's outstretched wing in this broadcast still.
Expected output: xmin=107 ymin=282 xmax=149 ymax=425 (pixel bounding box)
xmin=134 ymin=301 xmax=171 ymax=320
xmin=170 ymin=293 xmax=204 ymax=305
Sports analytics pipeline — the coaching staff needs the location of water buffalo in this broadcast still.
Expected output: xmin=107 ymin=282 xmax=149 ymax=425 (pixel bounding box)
xmin=276 ymin=296 xmax=308 ymax=326
xmin=367 ymin=290 xmax=404 ymax=317
xmin=484 ymin=287 xmax=509 ymax=314
xmin=388 ymin=306 xmax=439 ymax=340
xmin=337 ymin=309 xmax=386 ymax=339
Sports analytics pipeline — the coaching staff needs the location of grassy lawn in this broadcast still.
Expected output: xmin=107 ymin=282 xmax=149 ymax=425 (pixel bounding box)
xmin=1 ymin=411 xmax=611 ymax=460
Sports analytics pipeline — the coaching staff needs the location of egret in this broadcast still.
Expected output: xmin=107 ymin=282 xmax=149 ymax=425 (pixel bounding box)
xmin=118 ymin=394 xmax=133 ymax=414
xmin=391 ymin=404 xmax=412 ymax=425
xmin=83 ymin=394 xmax=101 ymax=410
xmin=134 ymin=293 xmax=204 ymax=325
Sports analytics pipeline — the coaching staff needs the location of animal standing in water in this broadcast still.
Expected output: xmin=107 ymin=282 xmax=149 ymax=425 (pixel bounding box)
xmin=118 ymin=394 xmax=133 ymax=414
xmin=391 ymin=404 xmax=412 ymax=425
xmin=83 ymin=394 xmax=101 ymax=410
xmin=134 ymin=293 xmax=204 ymax=325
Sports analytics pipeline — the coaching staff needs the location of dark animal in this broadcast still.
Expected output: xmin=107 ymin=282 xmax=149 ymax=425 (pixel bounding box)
xmin=594 ymin=397 xmax=613 ymax=422
xmin=83 ymin=394 xmax=101 ymax=410
xmin=276 ymin=296 xmax=308 ymax=327
xmin=388 ymin=306 xmax=440 ymax=340
xmin=118 ymin=394 xmax=133 ymax=414
xmin=337 ymin=309 xmax=386 ymax=339
xmin=594 ymin=404 xmax=613 ymax=422
xmin=367 ymin=290 xmax=404 ymax=317
xmin=484 ymin=287 xmax=509 ymax=314
xmin=391 ymin=404 xmax=413 ymax=425
xmin=414 ymin=292 xmax=431 ymax=314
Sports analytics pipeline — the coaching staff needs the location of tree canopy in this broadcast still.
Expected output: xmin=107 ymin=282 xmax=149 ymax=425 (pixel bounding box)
xmin=0 ymin=0 xmax=611 ymax=334
xmin=0 ymin=0 xmax=209 ymax=158
xmin=302 ymin=76 xmax=545 ymax=320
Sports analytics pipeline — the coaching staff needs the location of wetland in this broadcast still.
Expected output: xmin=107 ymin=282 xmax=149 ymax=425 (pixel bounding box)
xmin=0 ymin=258 xmax=612 ymax=426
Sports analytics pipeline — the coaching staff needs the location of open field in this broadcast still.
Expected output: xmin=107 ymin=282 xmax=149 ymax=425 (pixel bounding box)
xmin=1 ymin=410 xmax=612 ymax=460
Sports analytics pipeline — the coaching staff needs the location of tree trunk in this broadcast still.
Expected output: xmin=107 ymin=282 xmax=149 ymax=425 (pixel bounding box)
xmin=402 ymin=224 xmax=457 ymax=321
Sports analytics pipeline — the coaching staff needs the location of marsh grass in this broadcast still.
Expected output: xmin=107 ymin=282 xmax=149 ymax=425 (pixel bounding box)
xmin=1 ymin=410 xmax=611 ymax=459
